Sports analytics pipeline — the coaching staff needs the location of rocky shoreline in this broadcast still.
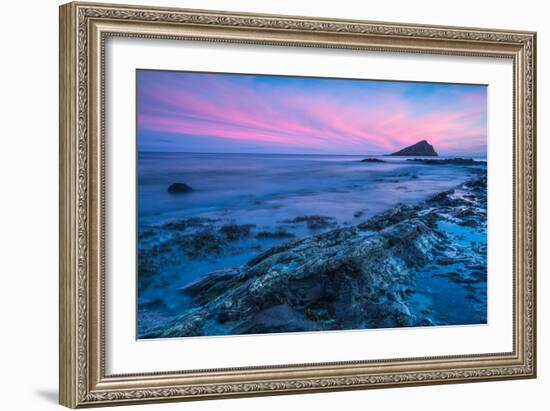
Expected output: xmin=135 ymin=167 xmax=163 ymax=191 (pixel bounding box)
xmin=141 ymin=169 xmax=487 ymax=338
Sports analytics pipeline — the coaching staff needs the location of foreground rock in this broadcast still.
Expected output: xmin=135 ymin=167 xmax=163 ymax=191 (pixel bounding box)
xmin=142 ymin=171 xmax=487 ymax=338
xmin=390 ymin=140 xmax=438 ymax=156
xmin=167 ymin=182 xmax=192 ymax=193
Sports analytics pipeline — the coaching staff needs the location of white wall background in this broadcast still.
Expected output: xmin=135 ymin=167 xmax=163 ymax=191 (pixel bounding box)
xmin=0 ymin=0 xmax=546 ymax=409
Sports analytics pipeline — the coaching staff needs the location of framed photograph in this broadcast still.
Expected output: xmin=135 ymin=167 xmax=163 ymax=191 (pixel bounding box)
xmin=59 ymin=2 xmax=536 ymax=408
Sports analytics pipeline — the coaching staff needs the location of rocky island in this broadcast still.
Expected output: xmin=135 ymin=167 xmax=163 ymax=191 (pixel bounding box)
xmin=390 ymin=140 xmax=438 ymax=156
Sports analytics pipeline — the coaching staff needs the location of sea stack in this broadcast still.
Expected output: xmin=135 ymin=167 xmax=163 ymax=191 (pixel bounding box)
xmin=390 ymin=140 xmax=438 ymax=156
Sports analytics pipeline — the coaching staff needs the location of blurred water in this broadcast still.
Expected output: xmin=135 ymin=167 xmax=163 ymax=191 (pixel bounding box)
xmin=138 ymin=152 xmax=484 ymax=227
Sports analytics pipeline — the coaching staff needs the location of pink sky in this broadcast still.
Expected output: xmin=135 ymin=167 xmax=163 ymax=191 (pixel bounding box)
xmin=137 ymin=70 xmax=487 ymax=155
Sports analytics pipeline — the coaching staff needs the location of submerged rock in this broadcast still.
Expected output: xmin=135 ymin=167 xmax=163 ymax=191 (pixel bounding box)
xmin=177 ymin=231 xmax=225 ymax=258
xmin=283 ymin=215 xmax=337 ymax=230
xmin=167 ymin=182 xmax=192 ymax=193
xmin=218 ymin=224 xmax=255 ymax=240
xmin=360 ymin=158 xmax=385 ymax=163
xmin=162 ymin=217 xmax=217 ymax=231
xmin=390 ymin=140 xmax=438 ymax=156
xmin=255 ymin=229 xmax=295 ymax=239
xmin=169 ymin=223 xmax=257 ymax=257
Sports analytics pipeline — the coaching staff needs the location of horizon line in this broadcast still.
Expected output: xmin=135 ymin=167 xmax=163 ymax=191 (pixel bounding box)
xmin=137 ymin=150 xmax=487 ymax=157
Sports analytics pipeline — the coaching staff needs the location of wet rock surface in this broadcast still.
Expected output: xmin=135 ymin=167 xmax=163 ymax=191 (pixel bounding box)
xmin=141 ymin=170 xmax=487 ymax=338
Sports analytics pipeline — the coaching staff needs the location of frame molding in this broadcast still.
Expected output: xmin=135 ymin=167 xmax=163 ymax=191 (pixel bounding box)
xmin=59 ymin=2 xmax=536 ymax=408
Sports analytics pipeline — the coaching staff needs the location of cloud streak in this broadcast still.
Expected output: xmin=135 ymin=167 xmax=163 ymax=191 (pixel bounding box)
xmin=137 ymin=70 xmax=487 ymax=155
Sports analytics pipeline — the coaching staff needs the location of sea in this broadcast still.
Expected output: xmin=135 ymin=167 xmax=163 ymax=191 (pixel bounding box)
xmin=136 ymin=152 xmax=487 ymax=334
xmin=138 ymin=152 xmax=486 ymax=226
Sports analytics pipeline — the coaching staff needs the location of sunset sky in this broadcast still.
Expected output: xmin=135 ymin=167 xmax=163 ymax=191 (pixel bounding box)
xmin=137 ymin=70 xmax=487 ymax=156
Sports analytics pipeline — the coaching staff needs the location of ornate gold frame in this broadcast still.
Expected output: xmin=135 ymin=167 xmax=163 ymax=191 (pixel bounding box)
xmin=59 ymin=1 xmax=537 ymax=408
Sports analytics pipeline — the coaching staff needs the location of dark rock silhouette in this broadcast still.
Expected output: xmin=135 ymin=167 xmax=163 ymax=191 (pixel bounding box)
xmin=167 ymin=183 xmax=192 ymax=193
xmin=390 ymin=140 xmax=438 ymax=156
xmin=360 ymin=158 xmax=386 ymax=163
xmin=408 ymin=158 xmax=486 ymax=165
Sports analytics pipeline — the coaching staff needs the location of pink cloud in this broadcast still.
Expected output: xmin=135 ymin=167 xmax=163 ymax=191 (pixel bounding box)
xmin=137 ymin=72 xmax=487 ymax=154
